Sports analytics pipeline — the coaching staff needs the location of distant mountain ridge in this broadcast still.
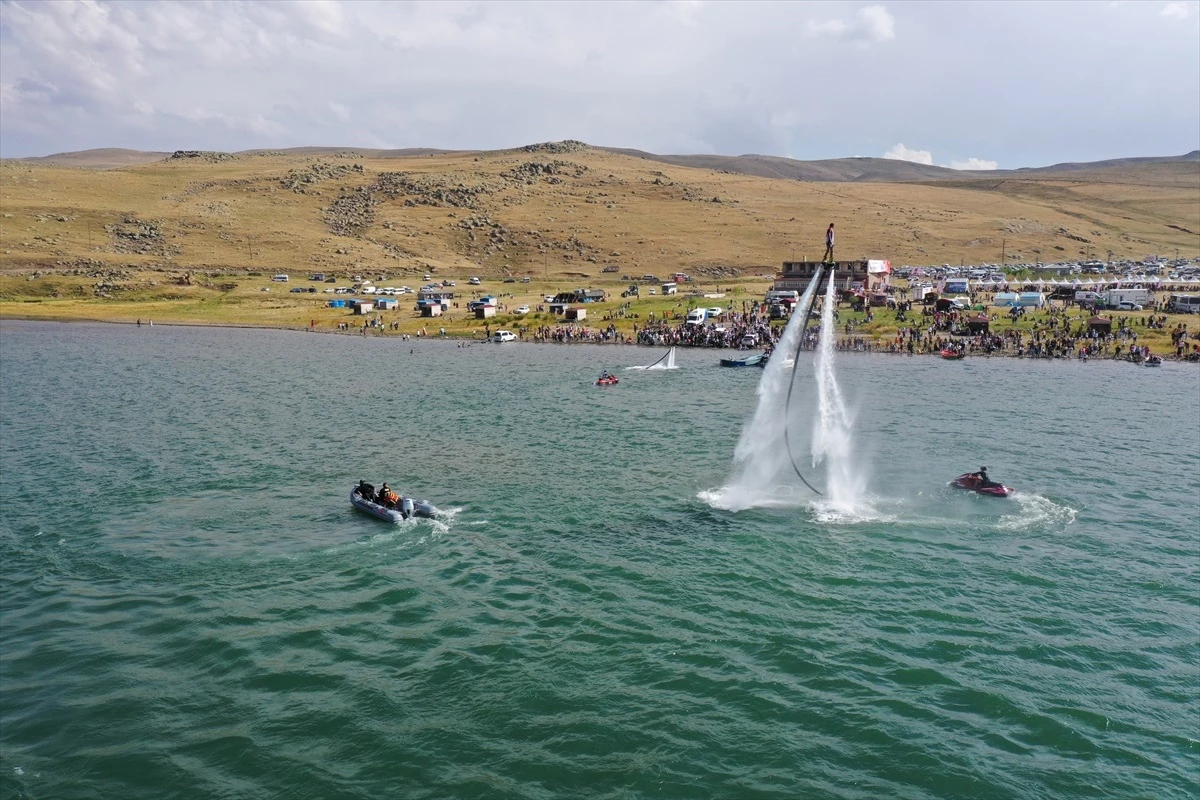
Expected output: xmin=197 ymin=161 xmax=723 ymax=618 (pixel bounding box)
xmin=598 ymin=147 xmax=1200 ymax=183
xmin=8 ymin=143 xmax=1199 ymax=183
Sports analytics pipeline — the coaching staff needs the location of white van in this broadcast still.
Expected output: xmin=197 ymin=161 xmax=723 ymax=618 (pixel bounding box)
xmin=1168 ymin=294 xmax=1200 ymax=313
xmin=272 ymin=274 xmax=289 ymax=282
xmin=685 ymin=308 xmax=708 ymax=325
xmin=493 ymin=330 xmax=517 ymax=342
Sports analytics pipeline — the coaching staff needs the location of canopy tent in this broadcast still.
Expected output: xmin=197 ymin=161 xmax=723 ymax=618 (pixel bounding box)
xmin=1088 ymin=316 xmax=1112 ymax=333
xmin=966 ymin=315 xmax=990 ymax=333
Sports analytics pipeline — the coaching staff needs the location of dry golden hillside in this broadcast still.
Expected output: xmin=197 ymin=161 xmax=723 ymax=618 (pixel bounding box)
xmin=1 ymin=142 xmax=1197 ymax=281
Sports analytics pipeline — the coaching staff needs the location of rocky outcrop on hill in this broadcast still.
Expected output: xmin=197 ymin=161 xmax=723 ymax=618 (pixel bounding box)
xmin=324 ymin=188 xmax=378 ymax=237
xmin=280 ymin=161 xmax=364 ymax=193
xmin=375 ymin=172 xmax=495 ymax=209
xmin=170 ymin=150 xmax=235 ymax=162
xmin=455 ymin=214 xmax=514 ymax=255
xmin=521 ymin=140 xmax=589 ymax=154
xmin=501 ymin=160 xmax=588 ymax=184
xmin=323 ymin=171 xmax=500 ymax=236
xmin=105 ymin=217 xmax=181 ymax=256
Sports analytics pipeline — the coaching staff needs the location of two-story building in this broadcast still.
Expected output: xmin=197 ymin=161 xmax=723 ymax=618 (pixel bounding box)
xmin=773 ymin=259 xmax=891 ymax=294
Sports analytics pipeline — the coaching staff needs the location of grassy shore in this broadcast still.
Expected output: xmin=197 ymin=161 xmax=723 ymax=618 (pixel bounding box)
xmin=2 ymin=268 xmax=1195 ymax=356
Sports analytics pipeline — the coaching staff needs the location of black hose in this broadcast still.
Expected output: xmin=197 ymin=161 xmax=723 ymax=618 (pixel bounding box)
xmin=783 ymin=266 xmax=825 ymax=496
xmin=645 ymin=347 xmax=673 ymax=368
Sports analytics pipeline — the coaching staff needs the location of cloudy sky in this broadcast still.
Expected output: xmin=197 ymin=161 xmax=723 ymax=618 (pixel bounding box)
xmin=1 ymin=0 xmax=1197 ymax=168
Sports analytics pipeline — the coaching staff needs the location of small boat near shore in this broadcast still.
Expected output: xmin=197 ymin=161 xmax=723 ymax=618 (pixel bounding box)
xmin=351 ymin=484 xmax=438 ymax=522
xmin=596 ymin=372 xmax=619 ymax=386
xmin=951 ymin=472 xmax=1013 ymax=498
xmin=940 ymin=348 xmax=965 ymax=360
xmin=1144 ymin=355 xmax=1163 ymax=367
xmin=719 ymin=353 xmax=766 ymax=367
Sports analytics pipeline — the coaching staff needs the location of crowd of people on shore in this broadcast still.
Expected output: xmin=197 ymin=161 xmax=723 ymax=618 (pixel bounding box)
xmin=824 ymin=307 xmax=1199 ymax=360
xmin=634 ymin=310 xmax=779 ymax=349
xmin=327 ymin=288 xmax=1198 ymax=360
xmin=511 ymin=303 xmax=1200 ymax=361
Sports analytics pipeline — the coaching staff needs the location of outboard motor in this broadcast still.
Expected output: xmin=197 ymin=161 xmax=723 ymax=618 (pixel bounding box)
xmin=401 ymin=497 xmax=415 ymax=519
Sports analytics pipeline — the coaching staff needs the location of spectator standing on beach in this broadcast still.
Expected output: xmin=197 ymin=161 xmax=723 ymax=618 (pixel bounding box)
xmin=823 ymin=223 xmax=835 ymax=263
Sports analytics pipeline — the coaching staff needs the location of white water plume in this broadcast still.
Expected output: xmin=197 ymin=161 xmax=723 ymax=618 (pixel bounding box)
xmin=627 ymin=347 xmax=677 ymax=371
xmin=701 ymin=271 xmax=824 ymax=511
xmin=811 ymin=276 xmax=868 ymax=513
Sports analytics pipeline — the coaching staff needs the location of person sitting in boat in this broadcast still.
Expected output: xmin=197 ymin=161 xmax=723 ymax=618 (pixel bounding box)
xmin=599 ymin=371 xmax=611 ymax=380
xmin=378 ymin=483 xmax=399 ymax=507
xmin=357 ymin=481 xmax=375 ymax=501
xmin=973 ymin=466 xmax=993 ymax=487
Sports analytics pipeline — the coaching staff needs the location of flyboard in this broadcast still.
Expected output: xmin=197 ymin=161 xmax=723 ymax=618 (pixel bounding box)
xmin=782 ymin=261 xmax=833 ymax=496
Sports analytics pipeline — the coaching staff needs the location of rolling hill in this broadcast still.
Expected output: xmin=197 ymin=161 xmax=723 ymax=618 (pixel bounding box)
xmin=1 ymin=141 xmax=1196 ymax=281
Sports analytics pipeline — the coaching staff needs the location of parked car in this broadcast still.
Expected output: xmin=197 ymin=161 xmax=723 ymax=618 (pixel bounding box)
xmin=515 ymin=306 xmax=530 ymax=314
xmin=469 ymin=277 xmax=482 ymax=285
xmin=1116 ymin=301 xmax=1144 ymax=310
xmin=493 ymin=330 xmax=517 ymax=342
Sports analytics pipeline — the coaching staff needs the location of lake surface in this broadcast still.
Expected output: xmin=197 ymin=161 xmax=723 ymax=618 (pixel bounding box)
xmin=1 ymin=320 xmax=1197 ymax=799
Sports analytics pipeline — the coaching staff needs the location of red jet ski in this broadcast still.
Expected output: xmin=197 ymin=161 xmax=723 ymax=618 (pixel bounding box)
xmin=952 ymin=471 xmax=1014 ymax=497
xmin=596 ymin=373 xmax=619 ymax=386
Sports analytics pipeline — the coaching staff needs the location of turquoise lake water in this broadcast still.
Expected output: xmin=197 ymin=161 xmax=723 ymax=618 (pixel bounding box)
xmin=1 ymin=320 xmax=1197 ymax=799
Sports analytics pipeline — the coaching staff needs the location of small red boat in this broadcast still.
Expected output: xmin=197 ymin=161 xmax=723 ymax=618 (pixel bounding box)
xmin=951 ymin=472 xmax=1013 ymax=497
xmin=940 ymin=349 xmax=965 ymax=360
xmin=596 ymin=373 xmax=619 ymax=386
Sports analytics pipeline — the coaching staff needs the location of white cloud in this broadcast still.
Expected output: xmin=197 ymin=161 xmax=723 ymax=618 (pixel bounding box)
xmin=807 ymin=4 xmax=895 ymax=45
xmin=0 ymin=1 xmax=1195 ymax=164
xmin=858 ymin=5 xmax=896 ymax=42
xmin=885 ymin=145 xmax=999 ymax=170
xmin=807 ymin=18 xmax=850 ymax=36
xmin=950 ymin=157 xmax=999 ymax=170
xmin=883 ymin=143 xmax=933 ymax=165
xmin=1161 ymin=2 xmax=1190 ymax=19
